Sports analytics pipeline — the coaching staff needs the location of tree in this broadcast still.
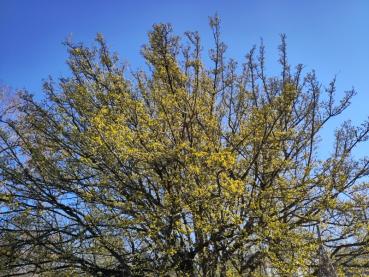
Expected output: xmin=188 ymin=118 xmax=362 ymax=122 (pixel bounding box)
xmin=0 ymin=16 xmax=368 ymax=276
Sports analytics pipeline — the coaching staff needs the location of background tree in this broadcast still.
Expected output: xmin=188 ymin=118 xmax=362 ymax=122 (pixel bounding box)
xmin=0 ymin=16 xmax=368 ymax=276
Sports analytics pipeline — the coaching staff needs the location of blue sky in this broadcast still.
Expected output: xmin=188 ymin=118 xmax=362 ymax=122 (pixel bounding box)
xmin=1 ymin=0 xmax=369 ymax=156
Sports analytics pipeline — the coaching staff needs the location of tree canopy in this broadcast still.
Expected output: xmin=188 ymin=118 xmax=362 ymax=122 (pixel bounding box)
xmin=0 ymin=17 xmax=368 ymax=276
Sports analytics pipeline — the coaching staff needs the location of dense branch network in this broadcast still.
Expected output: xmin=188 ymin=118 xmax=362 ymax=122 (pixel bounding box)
xmin=0 ymin=16 xmax=368 ymax=276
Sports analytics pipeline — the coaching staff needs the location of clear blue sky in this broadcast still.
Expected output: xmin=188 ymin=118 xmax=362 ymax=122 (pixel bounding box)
xmin=1 ymin=0 xmax=369 ymax=156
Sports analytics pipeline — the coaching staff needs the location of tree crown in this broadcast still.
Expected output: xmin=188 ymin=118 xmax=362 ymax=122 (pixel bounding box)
xmin=0 ymin=16 xmax=368 ymax=276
